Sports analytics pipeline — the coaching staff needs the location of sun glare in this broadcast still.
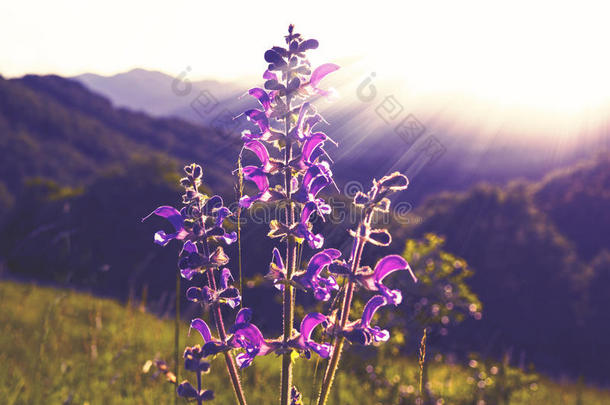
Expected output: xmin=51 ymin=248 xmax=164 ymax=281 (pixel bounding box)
xmin=1 ymin=0 xmax=608 ymax=140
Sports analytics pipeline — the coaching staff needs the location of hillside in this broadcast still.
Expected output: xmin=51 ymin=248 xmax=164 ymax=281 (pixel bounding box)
xmin=397 ymin=153 xmax=610 ymax=382
xmin=2 ymin=280 xmax=609 ymax=405
xmin=0 ymin=74 xmax=239 ymax=199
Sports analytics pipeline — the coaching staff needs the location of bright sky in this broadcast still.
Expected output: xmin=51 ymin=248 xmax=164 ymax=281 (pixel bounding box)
xmin=2 ymin=0 xmax=610 ymax=139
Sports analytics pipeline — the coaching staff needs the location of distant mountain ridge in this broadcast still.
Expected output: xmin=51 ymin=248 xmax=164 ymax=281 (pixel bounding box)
xmin=0 ymin=73 xmax=240 ymax=198
xmin=74 ymin=68 xmax=246 ymax=118
xmin=73 ymin=69 xmax=610 ymax=208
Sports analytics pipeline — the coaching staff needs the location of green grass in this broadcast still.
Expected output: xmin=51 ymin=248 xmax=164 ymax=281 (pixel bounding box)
xmin=1 ymin=281 xmax=608 ymax=404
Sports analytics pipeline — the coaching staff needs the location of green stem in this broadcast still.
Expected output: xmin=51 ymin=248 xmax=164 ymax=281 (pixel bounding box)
xmin=196 ymin=369 xmax=203 ymax=405
xmin=206 ymin=270 xmax=248 ymax=405
xmin=280 ymin=88 xmax=295 ymax=405
xmin=175 ymin=267 xmax=180 ymax=405
xmin=316 ymin=211 xmax=372 ymax=405
xmin=237 ymin=151 xmax=244 ymax=307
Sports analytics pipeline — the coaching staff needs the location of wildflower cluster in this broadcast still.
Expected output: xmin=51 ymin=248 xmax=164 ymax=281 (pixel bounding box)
xmin=146 ymin=26 xmax=417 ymax=405
xmin=144 ymin=163 xmax=246 ymax=404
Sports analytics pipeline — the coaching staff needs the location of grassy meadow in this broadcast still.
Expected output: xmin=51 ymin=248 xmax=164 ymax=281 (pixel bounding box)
xmin=1 ymin=280 xmax=608 ymax=405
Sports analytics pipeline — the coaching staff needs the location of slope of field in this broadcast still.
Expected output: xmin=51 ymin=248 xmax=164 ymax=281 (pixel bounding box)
xmin=1 ymin=281 xmax=608 ymax=405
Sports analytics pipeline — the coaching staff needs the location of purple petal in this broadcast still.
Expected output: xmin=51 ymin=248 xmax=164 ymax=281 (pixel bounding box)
xmin=309 ymin=63 xmax=340 ymax=87
xmin=220 ymin=268 xmax=233 ymax=290
xmin=300 ymin=312 xmax=327 ymax=341
xmin=202 ymin=195 xmax=223 ymax=215
xmin=360 ymin=295 xmax=388 ymax=328
xmin=369 ymin=326 xmax=390 ymax=343
xmin=234 ymin=307 xmax=252 ymax=327
xmin=302 ymin=132 xmax=326 ymax=163
xmin=244 ymin=140 xmax=270 ymax=166
xmin=200 ymin=390 xmax=215 ymax=401
xmin=304 ymin=251 xmax=333 ymax=279
xmin=374 ymin=255 xmax=417 ymax=297
xmin=263 ymin=70 xmax=277 ymax=80
xmin=308 ymin=175 xmax=331 ymax=198
xmin=297 ymin=313 xmax=332 ymax=357
xmin=144 ymin=206 xmax=183 ymax=230
xmin=301 ymin=201 xmax=317 ymax=224
xmin=221 ymin=231 xmax=238 ymax=245
xmin=248 ymin=88 xmax=271 ymax=112
xmin=180 ymin=268 xmax=198 ymax=280
xmin=374 ymin=255 xmax=409 ymax=282
xmin=143 ymin=206 xmax=187 ymax=246
xmin=231 ymin=323 xmax=271 ymax=368
xmin=177 ymin=381 xmax=198 ymax=398
xmin=242 ymin=166 xmax=269 ymax=193
xmin=182 ymin=240 xmax=198 ymax=254
xmin=153 ymin=230 xmax=176 ymax=246
xmin=307 ymin=341 xmax=332 ymax=358
xmin=291 ymin=102 xmax=310 ymax=140
xmin=302 ymin=165 xmax=323 ymax=189
xmin=186 ymin=286 xmax=206 ymax=303
xmin=323 ymin=248 xmax=341 ymax=260
xmin=308 ymin=233 xmax=324 ymax=249
xmin=219 ymin=287 xmax=241 ymax=308
xmin=244 ymin=109 xmax=269 ymax=134
xmin=190 ymin=318 xmax=212 ymax=343
xmin=235 ymin=352 xmax=255 ymax=368
xmin=272 ymin=247 xmax=285 ymax=271
xmin=214 ymin=206 xmax=232 ymax=228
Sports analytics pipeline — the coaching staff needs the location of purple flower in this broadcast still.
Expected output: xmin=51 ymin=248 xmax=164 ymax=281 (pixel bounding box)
xmin=142 ymin=206 xmax=188 ymax=246
xmin=243 ymin=140 xmax=281 ymax=174
xmin=186 ymin=268 xmax=241 ymax=308
xmin=233 ymin=311 xmax=332 ymax=364
xmin=299 ymin=63 xmax=340 ymax=98
xmin=177 ymin=380 xmax=214 ymax=401
xmin=143 ymin=194 xmax=237 ymax=247
xmin=291 ymin=312 xmax=332 ymax=358
xmin=202 ymin=196 xmax=238 ymax=245
xmin=239 ymin=166 xmax=272 ymax=208
xmin=183 ymin=345 xmax=211 ymax=373
xmin=189 ymin=309 xmax=271 ymax=368
xmin=343 ymin=295 xmax=390 ymax=345
xmin=191 ymin=308 xmax=331 ymax=368
xmin=294 ymin=249 xmax=342 ymax=301
xmin=265 ymin=247 xmax=287 ymax=290
xmin=246 ymin=88 xmax=271 ymax=115
xmin=179 ymin=241 xmax=201 ymax=280
xmin=232 ymin=322 xmax=271 ymax=368
xmin=238 ymin=166 xmax=285 ymax=208
xmin=178 ymin=241 xmax=230 ymax=280
xmin=355 ymin=255 xmax=417 ymax=305
xmin=298 ymin=132 xmax=332 ymax=168
xmin=293 ymin=162 xmax=335 ymax=211
xmin=228 ymin=308 xmax=273 ymax=368
xmin=290 ymin=386 xmax=304 ymax=405
xmin=293 ymin=202 xmax=325 ymax=249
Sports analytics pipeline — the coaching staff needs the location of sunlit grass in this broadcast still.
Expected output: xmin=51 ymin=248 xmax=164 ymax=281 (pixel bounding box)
xmin=1 ymin=281 xmax=608 ymax=404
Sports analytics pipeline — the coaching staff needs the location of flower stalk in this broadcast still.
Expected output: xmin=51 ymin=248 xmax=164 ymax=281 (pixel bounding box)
xmin=207 ymin=270 xmax=248 ymax=405
xmin=281 ymin=72 xmax=296 ymax=405
xmin=316 ymin=211 xmax=371 ymax=405
xmin=146 ymin=25 xmax=417 ymax=405
xmin=174 ymin=267 xmax=180 ymax=405
xmin=201 ymin=226 xmax=248 ymax=405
